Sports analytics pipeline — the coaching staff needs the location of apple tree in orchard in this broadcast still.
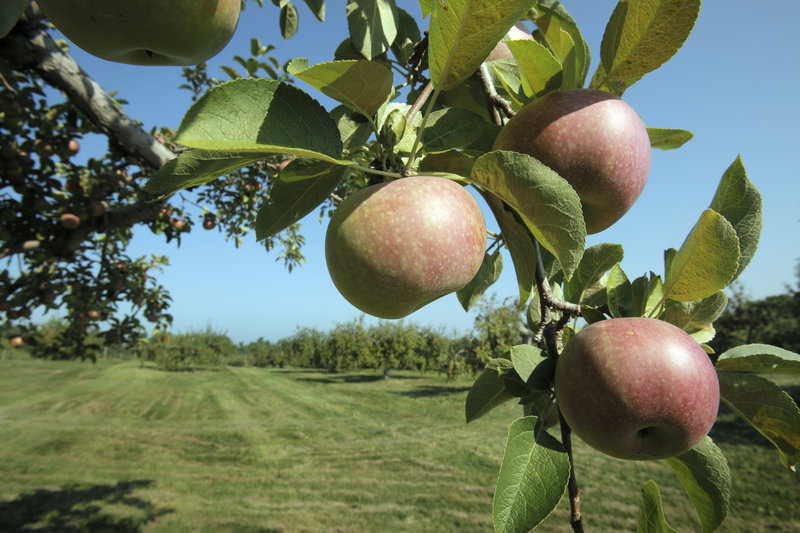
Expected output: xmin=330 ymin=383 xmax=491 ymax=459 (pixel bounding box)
xmin=2 ymin=0 xmax=800 ymax=531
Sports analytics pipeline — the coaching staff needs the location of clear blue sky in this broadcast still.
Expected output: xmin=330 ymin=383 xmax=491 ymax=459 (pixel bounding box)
xmin=51 ymin=1 xmax=799 ymax=344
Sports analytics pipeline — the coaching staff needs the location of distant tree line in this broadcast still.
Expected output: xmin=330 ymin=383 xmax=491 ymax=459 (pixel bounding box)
xmin=6 ymin=272 xmax=798 ymax=373
xmin=709 ymin=264 xmax=800 ymax=355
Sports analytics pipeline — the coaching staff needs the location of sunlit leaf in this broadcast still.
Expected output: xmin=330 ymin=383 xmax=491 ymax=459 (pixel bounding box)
xmin=173 ymin=79 xmax=345 ymax=164
xmin=346 ymin=0 xmax=399 ymax=60
xmin=294 ymin=60 xmax=394 ymax=118
xmin=718 ymin=372 xmax=800 ymax=471
xmin=564 ymin=243 xmax=624 ymax=304
xmin=715 ymin=344 xmax=800 ymax=375
xmin=638 ymin=480 xmax=678 ymax=533
xmin=507 ymin=39 xmax=563 ymax=97
xmin=663 ymin=291 xmax=728 ymax=333
xmin=664 ymin=437 xmax=731 ymax=533
xmin=647 ymin=128 xmax=694 ymax=150
xmin=708 ymin=155 xmax=762 ymax=281
xmin=593 ymin=0 xmax=701 ymax=92
xmin=533 ymin=0 xmax=592 ymax=89
xmin=428 ymin=0 xmax=538 ymax=90
xmin=471 ymin=151 xmax=585 ymax=280
xmin=662 ymin=209 xmax=740 ymax=302
xmin=493 ymin=416 xmax=570 ymax=533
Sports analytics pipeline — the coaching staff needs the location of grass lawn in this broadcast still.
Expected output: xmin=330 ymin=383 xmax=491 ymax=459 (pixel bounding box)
xmin=0 ymin=357 xmax=797 ymax=532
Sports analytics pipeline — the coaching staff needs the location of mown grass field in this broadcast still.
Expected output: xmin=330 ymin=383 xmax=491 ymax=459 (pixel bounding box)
xmin=0 ymin=357 xmax=798 ymax=532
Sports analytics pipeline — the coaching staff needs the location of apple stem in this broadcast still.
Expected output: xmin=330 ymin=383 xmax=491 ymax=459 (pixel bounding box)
xmin=559 ymin=410 xmax=585 ymax=532
xmin=478 ymin=63 xmax=515 ymax=123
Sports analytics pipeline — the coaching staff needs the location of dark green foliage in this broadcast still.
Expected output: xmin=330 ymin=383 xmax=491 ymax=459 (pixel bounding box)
xmin=711 ymin=270 xmax=800 ymax=355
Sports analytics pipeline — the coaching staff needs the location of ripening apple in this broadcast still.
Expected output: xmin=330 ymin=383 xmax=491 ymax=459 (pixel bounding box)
xmin=325 ymin=176 xmax=486 ymax=319
xmin=35 ymin=0 xmax=241 ymax=66
xmin=554 ymin=317 xmax=720 ymax=460
xmin=10 ymin=336 xmax=25 ymax=348
xmin=60 ymin=213 xmax=81 ymax=229
xmin=493 ymin=88 xmax=651 ymax=234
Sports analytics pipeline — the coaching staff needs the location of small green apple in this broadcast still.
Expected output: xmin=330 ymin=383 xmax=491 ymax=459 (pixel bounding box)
xmin=325 ymin=176 xmax=486 ymax=319
xmin=554 ymin=317 xmax=720 ymax=460
xmin=493 ymin=88 xmax=651 ymax=234
xmin=36 ymin=0 xmax=241 ymax=66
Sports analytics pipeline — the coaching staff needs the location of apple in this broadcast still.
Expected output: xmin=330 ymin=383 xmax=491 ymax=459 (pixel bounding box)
xmin=10 ymin=336 xmax=25 ymax=348
xmin=554 ymin=317 xmax=719 ymax=460
xmin=202 ymin=217 xmax=216 ymax=230
xmin=60 ymin=213 xmax=81 ymax=229
xmin=493 ymin=88 xmax=651 ymax=234
xmin=325 ymin=176 xmax=486 ymax=319
xmin=35 ymin=0 xmax=241 ymax=66
xmin=486 ymin=22 xmax=535 ymax=62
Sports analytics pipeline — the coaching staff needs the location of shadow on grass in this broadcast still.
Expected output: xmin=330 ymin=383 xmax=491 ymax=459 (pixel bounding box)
xmin=298 ymin=373 xmax=425 ymax=385
xmin=0 ymin=480 xmax=173 ymax=532
xmin=394 ymin=385 xmax=473 ymax=398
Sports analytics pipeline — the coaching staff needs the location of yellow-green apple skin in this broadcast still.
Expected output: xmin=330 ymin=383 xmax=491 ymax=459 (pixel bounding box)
xmin=36 ymin=0 xmax=240 ymax=66
xmin=493 ymin=88 xmax=651 ymax=234
xmin=554 ymin=317 xmax=720 ymax=460
xmin=325 ymin=176 xmax=486 ymax=319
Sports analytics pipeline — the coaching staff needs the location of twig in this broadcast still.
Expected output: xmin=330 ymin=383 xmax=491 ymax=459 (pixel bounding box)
xmin=560 ymin=410 xmax=584 ymax=533
xmin=478 ymin=63 xmax=515 ymax=120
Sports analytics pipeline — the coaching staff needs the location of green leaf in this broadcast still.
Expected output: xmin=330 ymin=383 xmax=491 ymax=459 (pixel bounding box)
xmin=421 ymin=108 xmax=486 ymax=154
xmin=302 ymin=0 xmax=325 ymax=21
xmin=593 ymin=0 xmax=701 ymax=92
xmin=607 ymin=263 xmax=636 ymax=318
xmin=631 ymin=272 xmax=664 ymax=318
xmin=663 ymin=291 xmax=728 ymax=333
xmin=173 ymin=79 xmax=344 ymax=164
xmin=457 ymin=249 xmax=503 ymax=312
xmin=564 ymin=243 xmax=624 ymax=304
xmin=390 ymin=7 xmax=422 ymax=65
xmin=275 ymin=158 xmax=339 ymax=183
xmin=647 ymin=128 xmax=694 ymax=150
xmin=329 ymin=105 xmax=373 ymax=151
xmin=638 ymin=480 xmax=678 ymax=533
xmin=708 ymin=155 xmax=762 ymax=282
xmin=718 ymin=373 xmax=800 ymax=471
xmin=345 ymin=0 xmax=399 ymax=60
xmin=482 ymin=193 xmax=537 ymax=305
xmin=507 ymin=39 xmax=563 ymax=97
xmin=715 ymin=344 xmax=800 ymax=375
xmin=279 ymin=3 xmax=299 ymax=39
xmin=256 ymin=167 xmax=344 ymax=240
xmin=0 ymin=0 xmax=29 ymax=39
xmin=509 ymin=344 xmax=547 ymax=384
xmin=664 ymin=437 xmax=731 ymax=533
xmin=465 ymin=366 xmax=516 ymax=423
xmin=145 ymin=151 xmax=266 ymax=196
xmin=493 ymin=416 xmax=570 ymax=533
xmin=510 ymin=344 xmax=553 ymax=390
xmin=533 ymin=0 xmax=592 ymax=89
xmin=662 ymin=209 xmax=740 ymax=302
xmin=294 ymin=60 xmax=394 ymax=119
xmin=471 ymin=151 xmax=585 ymax=280
xmin=428 ymin=0 xmax=538 ymax=91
